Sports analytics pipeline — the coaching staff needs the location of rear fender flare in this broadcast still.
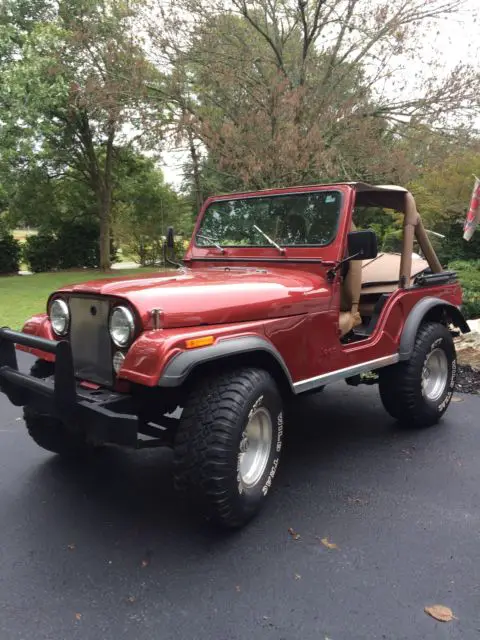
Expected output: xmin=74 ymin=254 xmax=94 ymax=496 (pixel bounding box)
xmin=399 ymin=297 xmax=470 ymax=360
xmin=158 ymin=335 xmax=294 ymax=391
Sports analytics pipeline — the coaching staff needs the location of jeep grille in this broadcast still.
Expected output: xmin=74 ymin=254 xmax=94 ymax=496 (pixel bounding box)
xmin=69 ymin=296 xmax=113 ymax=387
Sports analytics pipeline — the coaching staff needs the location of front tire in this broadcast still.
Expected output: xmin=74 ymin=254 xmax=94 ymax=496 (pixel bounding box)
xmin=379 ymin=322 xmax=456 ymax=428
xmin=24 ymin=408 xmax=96 ymax=457
xmin=23 ymin=360 xmax=99 ymax=458
xmin=173 ymin=368 xmax=284 ymax=528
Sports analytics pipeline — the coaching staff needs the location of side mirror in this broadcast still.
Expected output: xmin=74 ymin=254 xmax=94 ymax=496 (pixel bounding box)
xmin=347 ymin=229 xmax=378 ymax=260
xmin=166 ymin=226 xmax=175 ymax=249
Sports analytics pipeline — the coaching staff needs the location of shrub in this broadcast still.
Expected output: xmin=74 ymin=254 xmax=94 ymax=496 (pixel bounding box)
xmin=126 ymin=235 xmax=187 ymax=267
xmin=0 ymin=228 xmax=21 ymax=274
xmin=174 ymin=238 xmax=187 ymax=259
xmin=435 ymin=222 xmax=480 ymax=265
xmin=22 ymin=220 xmax=118 ymax=272
xmin=382 ymin=229 xmax=403 ymax=253
xmin=449 ymin=260 xmax=480 ymax=320
xmin=56 ymin=220 xmax=99 ymax=269
xmin=23 ymin=232 xmax=59 ymax=273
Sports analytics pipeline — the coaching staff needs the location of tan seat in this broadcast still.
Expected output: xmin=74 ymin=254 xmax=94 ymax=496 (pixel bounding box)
xmin=339 ymin=222 xmax=362 ymax=337
xmin=360 ymin=252 xmax=428 ymax=295
xmin=358 ymin=253 xmax=429 ymax=317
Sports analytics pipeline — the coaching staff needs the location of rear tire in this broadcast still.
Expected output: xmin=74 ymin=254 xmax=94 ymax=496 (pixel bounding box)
xmin=379 ymin=322 xmax=456 ymax=428
xmin=173 ymin=368 xmax=284 ymax=528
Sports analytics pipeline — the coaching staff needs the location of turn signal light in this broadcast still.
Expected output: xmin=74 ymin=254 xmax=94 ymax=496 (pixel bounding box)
xmin=185 ymin=336 xmax=215 ymax=349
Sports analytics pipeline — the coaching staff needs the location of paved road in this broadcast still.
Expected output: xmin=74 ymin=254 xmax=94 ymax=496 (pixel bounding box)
xmin=1 ymin=353 xmax=479 ymax=640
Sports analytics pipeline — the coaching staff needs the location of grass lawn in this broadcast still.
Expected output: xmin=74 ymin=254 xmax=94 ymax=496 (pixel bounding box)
xmin=0 ymin=268 xmax=158 ymax=330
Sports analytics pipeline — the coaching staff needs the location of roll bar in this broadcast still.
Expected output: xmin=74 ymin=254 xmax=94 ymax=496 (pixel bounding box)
xmin=399 ymin=192 xmax=442 ymax=287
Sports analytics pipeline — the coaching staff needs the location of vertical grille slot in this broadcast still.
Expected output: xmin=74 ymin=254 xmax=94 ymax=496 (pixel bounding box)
xmin=69 ymin=297 xmax=113 ymax=386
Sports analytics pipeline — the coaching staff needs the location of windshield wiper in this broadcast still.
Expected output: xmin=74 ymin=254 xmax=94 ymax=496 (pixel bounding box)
xmin=196 ymin=233 xmax=225 ymax=253
xmin=253 ymin=224 xmax=285 ymax=254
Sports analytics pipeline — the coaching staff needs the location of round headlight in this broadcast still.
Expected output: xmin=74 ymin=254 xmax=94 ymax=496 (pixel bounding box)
xmin=50 ymin=298 xmax=70 ymax=336
xmin=109 ymin=306 xmax=135 ymax=347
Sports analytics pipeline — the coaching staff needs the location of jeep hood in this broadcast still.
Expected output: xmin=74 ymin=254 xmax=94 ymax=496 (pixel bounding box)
xmin=58 ymin=267 xmax=330 ymax=328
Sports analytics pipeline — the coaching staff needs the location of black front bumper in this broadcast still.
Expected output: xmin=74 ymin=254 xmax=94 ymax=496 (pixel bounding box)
xmin=0 ymin=328 xmax=138 ymax=447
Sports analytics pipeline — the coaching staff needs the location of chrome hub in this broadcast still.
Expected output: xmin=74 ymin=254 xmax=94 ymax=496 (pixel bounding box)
xmin=422 ymin=348 xmax=448 ymax=401
xmin=238 ymin=406 xmax=272 ymax=488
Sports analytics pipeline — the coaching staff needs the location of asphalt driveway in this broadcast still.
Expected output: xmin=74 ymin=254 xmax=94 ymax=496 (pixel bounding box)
xmin=0 ymin=353 xmax=479 ymax=639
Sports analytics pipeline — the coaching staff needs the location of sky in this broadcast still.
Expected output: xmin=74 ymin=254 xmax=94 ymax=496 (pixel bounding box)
xmin=158 ymin=0 xmax=480 ymax=190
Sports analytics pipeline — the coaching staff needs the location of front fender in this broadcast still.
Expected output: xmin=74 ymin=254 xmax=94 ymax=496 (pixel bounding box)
xmin=157 ymin=335 xmax=294 ymax=390
xmin=399 ymin=297 xmax=470 ymax=360
xmin=15 ymin=314 xmax=56 ymax=362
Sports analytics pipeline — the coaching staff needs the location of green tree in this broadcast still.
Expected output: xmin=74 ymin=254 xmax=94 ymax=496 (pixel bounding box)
xmin=0 ymin=0 xmax=160 ymax=270
xmin=409 ymin=147 xmax=480 ymax=263
xmin=146 ymin=0 xmax=479 ymax=197
xmin=114 ymin=151 xmax=191 ymax=265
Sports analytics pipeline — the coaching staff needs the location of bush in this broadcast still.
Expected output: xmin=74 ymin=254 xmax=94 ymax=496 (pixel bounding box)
xmin=23 ymin=233 xmax=59 ymax=273
xmin=435 ymin=221 xmax=480 ymax=265
xmin=0 ymin=228 xmax=21 ymax=274
xmin=382 ymin=229 xmax=403 ymax=253
xmin=23 ymin=220 xmax=118 ymax=272
xmin=126 ymin=235 xmax=187 ymax=267
xmin=174 ymin=238 xmax=187 ymax=259
xmin=449 ymin=260 xmax=480 ymax=320
xmin=56 ymin=220 xmax=100 ymax=269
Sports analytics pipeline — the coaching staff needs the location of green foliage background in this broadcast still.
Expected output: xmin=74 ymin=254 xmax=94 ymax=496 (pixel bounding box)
xmin=0 ymin=0 xmax=478 ymax=316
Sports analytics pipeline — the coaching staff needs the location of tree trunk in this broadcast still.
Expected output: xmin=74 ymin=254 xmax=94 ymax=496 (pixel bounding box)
xmin=98 ymin=186 xmax=112 ymax=271
xmin=99 ymin=123 xmax=116 ymax=271
xmin=76 ymin=113 xmax=115 ymax=272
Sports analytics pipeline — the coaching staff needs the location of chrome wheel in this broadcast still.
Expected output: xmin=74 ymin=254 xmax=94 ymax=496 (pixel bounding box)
xmin=422 ymin=348 xmax=449 ymax=401
xmin=238 ymin=406 xmax=272 ymax=488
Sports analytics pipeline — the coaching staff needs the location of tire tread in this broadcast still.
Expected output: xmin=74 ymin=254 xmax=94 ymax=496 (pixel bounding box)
xmin=174 ymin=367 xmax=279 ymax=527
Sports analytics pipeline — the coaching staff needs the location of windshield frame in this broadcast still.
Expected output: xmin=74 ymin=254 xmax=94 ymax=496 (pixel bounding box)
xmin=193 ymin=188 xmax=344 ymax=250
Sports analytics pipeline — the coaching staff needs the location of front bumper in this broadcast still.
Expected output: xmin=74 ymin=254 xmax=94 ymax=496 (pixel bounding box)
xmin=0 ymin=328 xmax=138 ymax=447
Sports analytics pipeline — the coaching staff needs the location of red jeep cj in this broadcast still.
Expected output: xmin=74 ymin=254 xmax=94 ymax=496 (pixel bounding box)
xmin=0 ymin=182 xmax=470 ymax=527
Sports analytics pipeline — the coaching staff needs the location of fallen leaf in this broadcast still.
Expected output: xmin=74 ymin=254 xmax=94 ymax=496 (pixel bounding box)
xmin=75 ymin=613 xmax=82 ymax=621
xmin=321 ymin=537 xmax=338 ymax=550
xmin=127 ymin=595 xmax=136 ymax=603
xmin=294 ymin=573 xmax=301 ymax=580
xmin=288 ymin=527 xmax=301 ymax=540
xmin=451 ymin=395 xmax=464 ymax=403
xmin=424 ymin=605 xmax=455 ymax=622
xmin=67 ymin=543 xmax=76 ymax=551
xmin=141 ymin=559 xmax=149 ymax=568
xmin=347 ymin=496 xmax=368 ymax=506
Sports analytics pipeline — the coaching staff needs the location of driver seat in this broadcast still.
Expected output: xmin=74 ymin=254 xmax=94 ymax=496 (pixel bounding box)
xmin=339 ymin=222 xmax=362 ymax=337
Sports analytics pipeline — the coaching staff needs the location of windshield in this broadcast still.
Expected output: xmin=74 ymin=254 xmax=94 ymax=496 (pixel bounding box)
xmin=196 ymin=190 xmax=342 ymax=248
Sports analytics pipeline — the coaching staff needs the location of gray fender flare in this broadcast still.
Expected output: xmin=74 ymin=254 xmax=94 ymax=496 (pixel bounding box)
xmin=399 ymin=297 xmax=470 ymax=361
xmin=158 ymin=335 xmax=294 ymax=390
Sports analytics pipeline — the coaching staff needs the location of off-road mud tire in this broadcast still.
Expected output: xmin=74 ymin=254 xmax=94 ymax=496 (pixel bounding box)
xmin=24 ymin=408 xmax=96 ymax=457
xmin=23 ymin=360 xmax=98 ymax=457
xmin=379 ymin=322 xmax=456 ymax=428
xmin=173 ymin=368 xmax=284 ymax=528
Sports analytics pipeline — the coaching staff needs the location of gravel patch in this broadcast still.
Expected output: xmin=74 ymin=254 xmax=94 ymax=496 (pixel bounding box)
xmin=455 ymin=364 xmax=480 ymax=395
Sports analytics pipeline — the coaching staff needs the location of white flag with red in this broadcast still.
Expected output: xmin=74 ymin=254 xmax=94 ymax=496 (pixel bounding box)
xmin=463 ymin=176 xmax=480 ymax=241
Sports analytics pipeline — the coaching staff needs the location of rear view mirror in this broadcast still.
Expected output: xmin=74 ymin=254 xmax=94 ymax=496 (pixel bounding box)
xmin=347 ymin=229 xmax=378 ymax=260
xmin=166 ymin=226 xmax=175 ymax=249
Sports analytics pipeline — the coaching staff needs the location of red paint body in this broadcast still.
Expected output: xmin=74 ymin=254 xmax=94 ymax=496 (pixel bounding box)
xmin=18 ymin=184 xmax=463 ymax=388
